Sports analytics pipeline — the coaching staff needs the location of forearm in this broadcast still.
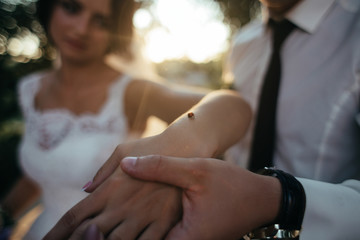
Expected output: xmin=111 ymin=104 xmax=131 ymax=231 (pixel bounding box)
xmin=158 ymin=89 xmax=251 ymax=158
xmin=154 ymin=87 xmax=205 ymax=124
xmin=131 ymin=80 xmax=205 ymax=125
xmin=299 ymin=178 xmax=360 ymax=240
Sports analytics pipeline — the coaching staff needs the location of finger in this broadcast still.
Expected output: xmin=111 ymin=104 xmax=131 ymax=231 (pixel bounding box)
xmin=82 ymin=224 xmax=104 ymax=240
xmin=137 ymin=220 xmax=175 ymax=240
xmin=120 ymin=155 xmax=198 ymax=190
xmin=106 ymin=219 xmax=147 ymax=240
xmin=69 ymin=220 xmax=90 ymax=240
xmin=69 ymin=223 xmax=104 ymax=240
xmin=69 ymin=206 xmax=126 ymax=240
xmin=43 ymin=193 xmax=105 ymax=240
xmin=85 ymin=146 xmax=122 ymax=192
xmin=165 ymin=223 xmax=192 ymax=240
xmin=68 ymin=221 xmax=102 ymax=240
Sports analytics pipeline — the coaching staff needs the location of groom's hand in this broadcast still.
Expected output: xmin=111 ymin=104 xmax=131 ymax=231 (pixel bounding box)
xmin=120 ymin=155 xmax=281 ymax=240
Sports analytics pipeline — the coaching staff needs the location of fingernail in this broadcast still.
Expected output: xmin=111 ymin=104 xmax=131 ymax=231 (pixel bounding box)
xmin=82 ymin=181 xmax=92 ymax=191
xmin=122 ymin=156 xmax=138 ymax=168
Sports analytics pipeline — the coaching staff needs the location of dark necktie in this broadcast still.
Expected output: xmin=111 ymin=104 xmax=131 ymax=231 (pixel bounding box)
xmin=248 ymin=19 xmax=296 ymax=172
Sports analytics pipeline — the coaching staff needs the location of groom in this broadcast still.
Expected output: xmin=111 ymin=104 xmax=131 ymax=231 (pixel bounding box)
xmin=46 ymin=0 xmax=360 ymax=239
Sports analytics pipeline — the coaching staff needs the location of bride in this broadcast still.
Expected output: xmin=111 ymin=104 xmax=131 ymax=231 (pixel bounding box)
xmin=0 ymin=0 xmax=205 ymax=238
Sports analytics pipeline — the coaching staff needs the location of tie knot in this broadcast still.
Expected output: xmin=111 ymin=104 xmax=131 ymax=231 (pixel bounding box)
xmin=269 ymin=19 xmax=296 ymax=51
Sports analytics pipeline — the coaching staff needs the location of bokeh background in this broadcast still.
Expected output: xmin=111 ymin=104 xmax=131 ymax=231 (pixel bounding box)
xmin=0 ymin=0 xmax=260 ymax=199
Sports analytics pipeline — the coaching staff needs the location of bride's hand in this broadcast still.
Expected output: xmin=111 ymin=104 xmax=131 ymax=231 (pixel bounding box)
xmin=43 ymin=135 xmax=184 ymax=240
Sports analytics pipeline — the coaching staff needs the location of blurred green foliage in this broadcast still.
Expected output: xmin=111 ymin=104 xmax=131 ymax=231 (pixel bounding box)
xmin=0 ymin=0 xmax=259 ymax=199
xmin=0 ymin=0 xmax=52 ymax=198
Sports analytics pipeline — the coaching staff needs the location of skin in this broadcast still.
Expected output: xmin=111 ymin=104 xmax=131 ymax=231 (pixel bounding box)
xmin=44 ymin=90 xmax=252 ymax=239
xmin=260 ymin=0 xmax=301 ymax=20
xmin=119 ymin=155 xmax=281 ymax=240
xmin=49 ymin=0 xmax=113 ymax=65
xmin=77 ymin=154 xmax=281 ymax=240
xmin=82 ymin=224 xmax=103 ymax=240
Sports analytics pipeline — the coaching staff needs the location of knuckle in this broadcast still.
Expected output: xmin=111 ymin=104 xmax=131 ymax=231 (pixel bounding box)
xmin=68 ymin=229 xmax=84 ymax=240
xmin=113 ymin=146 xmax=125 ymax=164
xmin=107 ymin=174 xmax=123 ymax=188
xmin=114 ymin=145 xmax=122 ymax=156
xmin=137 ymin=224 xmax=167 ymax=240
xmin=139 ymin=154 xmax=163 ymax=172
xmin=59 ymin=208 xmax=79 ymax=230
xmin=191 ymin=160 xmax=210 ymax=180
xmin=138 ymin=237 xmax=154 ymax=240
xmin=69 ymin=220 xmax=96 ymax=240
xmin=151 ymin=155 xmax=164 ymax=172
xmin=146 ymin=154 xmax=162 ymax=161
xmin=95 ymin=166 xmax=104 ymax=177
xmin=108 ymin=231 xmax=125 ymax=240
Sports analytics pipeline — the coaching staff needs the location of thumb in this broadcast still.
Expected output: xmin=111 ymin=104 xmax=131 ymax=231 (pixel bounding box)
xmin=84 ymin=148 xmax=122 ymax=192
xmin=120 ymin=155 xmax=196 ymax=189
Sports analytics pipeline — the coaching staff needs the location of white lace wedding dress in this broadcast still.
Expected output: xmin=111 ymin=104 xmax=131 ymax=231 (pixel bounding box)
xmin=17 ymin=72 xmax=132 ymax=239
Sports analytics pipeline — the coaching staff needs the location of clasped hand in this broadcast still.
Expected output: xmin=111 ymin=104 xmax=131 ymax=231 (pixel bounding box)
xmin=44 ymin=136 xmax=183 ymax=240
xmin=45 ymin=153 xmax=281 ymax=240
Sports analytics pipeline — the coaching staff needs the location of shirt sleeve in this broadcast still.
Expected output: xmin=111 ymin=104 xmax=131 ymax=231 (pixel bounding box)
xmin=298 ymin=178 xmax=360 ymax=239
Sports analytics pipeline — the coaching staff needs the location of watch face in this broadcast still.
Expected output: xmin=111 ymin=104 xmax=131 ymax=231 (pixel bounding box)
xmin=244 ymin=224 xmax=301 ymax=239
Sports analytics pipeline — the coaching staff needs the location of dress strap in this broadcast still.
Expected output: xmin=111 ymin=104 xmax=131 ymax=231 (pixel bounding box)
xmin=17 ymin=72 xmax=43 ymax=117
xmin=100 ymin=74 xmax=132 ymax=118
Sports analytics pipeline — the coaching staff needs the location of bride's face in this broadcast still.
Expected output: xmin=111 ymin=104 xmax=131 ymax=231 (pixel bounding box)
xmin=49 ymin=0 xmax=112 ymax=63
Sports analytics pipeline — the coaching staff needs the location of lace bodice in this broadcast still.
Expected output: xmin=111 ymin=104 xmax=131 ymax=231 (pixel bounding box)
xmin=17 ymin=72 xmax=132 ymax=239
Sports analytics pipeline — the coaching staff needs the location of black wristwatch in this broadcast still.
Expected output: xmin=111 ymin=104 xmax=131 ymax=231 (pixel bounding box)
xmin=244 ymin=168 xmax=306 ymax=240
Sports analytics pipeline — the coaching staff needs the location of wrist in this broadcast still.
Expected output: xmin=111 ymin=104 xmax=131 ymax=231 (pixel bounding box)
xmin=245 ymin=168 xmax=306 ymax=239
xmin=263 ymin=168 xmax=306 ymax=230
xmin=160 ymin=119 xmax=217 ymax=158
xmin=254 ymin=174 xmax=282 ymax=226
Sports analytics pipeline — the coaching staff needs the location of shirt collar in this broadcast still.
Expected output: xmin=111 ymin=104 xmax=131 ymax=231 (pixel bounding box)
xmin=286 ymin=0 xmax=336 ymax=33
xmin=262 ymin=0 xmax=336 ymax=34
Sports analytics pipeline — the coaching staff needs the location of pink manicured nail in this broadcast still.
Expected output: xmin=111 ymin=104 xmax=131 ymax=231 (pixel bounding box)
xmin=82 ymin=181 xmax=93 ymax=191
xmin=122 ymin=156 xmax=138 ymax=168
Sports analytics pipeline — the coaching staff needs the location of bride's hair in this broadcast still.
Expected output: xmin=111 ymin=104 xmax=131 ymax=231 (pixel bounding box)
xmin=36 ymin=0 xmax=136 ymax=59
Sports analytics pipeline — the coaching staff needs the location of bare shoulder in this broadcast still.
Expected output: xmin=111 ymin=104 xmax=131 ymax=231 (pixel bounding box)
xmin=125 ymin=78 xmax=168 ymax=102
xmin=32 ymin=70 xmax=56 ymax=101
